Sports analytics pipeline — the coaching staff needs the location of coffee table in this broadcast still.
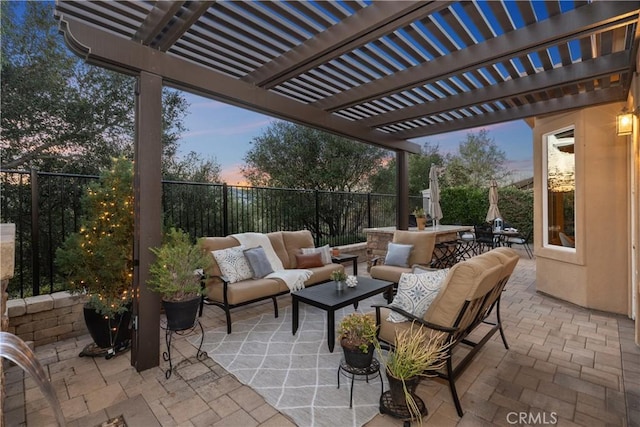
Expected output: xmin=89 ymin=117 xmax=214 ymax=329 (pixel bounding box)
xmin=291 ymin=276 xmax=394 ymax=352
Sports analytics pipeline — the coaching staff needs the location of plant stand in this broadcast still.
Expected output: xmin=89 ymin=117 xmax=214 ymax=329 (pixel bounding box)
xmin=162 ymin=318 xmax=205 ymax=379
xmin=337 ymin=357 xmax=382 ymax=408
xmin=379 ymin=390 xmax=427 ymax=427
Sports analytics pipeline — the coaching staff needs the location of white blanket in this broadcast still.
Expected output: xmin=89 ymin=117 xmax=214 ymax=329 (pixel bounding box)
xmin=232 ymin=232 xmax=283 ymax=270
xmin=232 ymin=232 xmax=311 ymax=292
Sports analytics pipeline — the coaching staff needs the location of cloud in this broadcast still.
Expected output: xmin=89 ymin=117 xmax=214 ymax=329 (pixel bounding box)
xmin=221 ymin=163 xmax=249 ymax=186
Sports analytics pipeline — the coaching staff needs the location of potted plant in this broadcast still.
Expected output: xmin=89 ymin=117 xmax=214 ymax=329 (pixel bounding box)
xmin=330 ymin=269 xmax=348 ymax=291
xmin=338 ymin=312 xmax=378 ymax=368
xmin=56 ymin=157 xmax=134 ymax=357
xmin=147 ymin=227 xmax=212 ymax=330
xmin=377 ymin=323 xmax=450 ymax=424
xmin=413 ymin=208 xmax=427 ymax=230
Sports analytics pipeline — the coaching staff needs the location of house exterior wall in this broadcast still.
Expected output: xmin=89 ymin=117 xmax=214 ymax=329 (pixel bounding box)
xmin=533 ymin=102 xmax=630 ymax=316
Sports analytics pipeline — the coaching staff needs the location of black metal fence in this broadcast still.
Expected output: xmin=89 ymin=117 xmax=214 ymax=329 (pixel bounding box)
xmin=1 ymin=169 xmax=420 ymax=298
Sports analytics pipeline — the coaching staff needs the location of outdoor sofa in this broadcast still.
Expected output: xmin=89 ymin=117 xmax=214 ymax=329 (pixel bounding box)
xmin=373 ymin=247 xmax=519 ymax=417
xmin=199 ymin=230 xmax=344 ymax=333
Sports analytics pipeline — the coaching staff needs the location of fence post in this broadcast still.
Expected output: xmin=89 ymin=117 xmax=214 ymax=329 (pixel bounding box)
xmin=30 ymin=169 xmax=40 ymax=296
xmin=367 ymin=193 xmax=372 ymax=228
xmin=314 ymin=190 xmax=320 ymax=246
xmin=222 ymin=183 xmax=229 ymax=236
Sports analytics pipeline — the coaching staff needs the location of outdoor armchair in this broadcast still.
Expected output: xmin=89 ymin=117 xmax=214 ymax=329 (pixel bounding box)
xmin=372 ymin=247 xmax=519 ymax=417
xmin=504 ymin=229 xmax=533 ymax=258
xmin=369 ymin=231 xmax=436 ymax=286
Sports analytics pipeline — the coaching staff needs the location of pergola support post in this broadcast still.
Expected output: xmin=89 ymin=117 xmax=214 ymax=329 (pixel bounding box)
xmin=396 ymin=150 xmax=409 ymax=230
xmin=132 ymin=71 xmax=163 ymax=371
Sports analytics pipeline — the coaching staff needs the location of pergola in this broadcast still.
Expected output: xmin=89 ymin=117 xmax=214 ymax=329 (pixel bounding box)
xmin=53 ymin=0 xmax=640 ymax=370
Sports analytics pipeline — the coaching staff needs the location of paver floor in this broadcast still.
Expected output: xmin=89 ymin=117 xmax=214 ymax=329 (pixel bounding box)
xmin=3 ymin=247 xmax=638 ymax=426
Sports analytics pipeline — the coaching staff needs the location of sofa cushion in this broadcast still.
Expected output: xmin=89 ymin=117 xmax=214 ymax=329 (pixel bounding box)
xmin=200 ymin=236 xmax=243 ymax=279
xmin=244 ymin=246 xmax=275 ymax=279
xmin=206 ymin=277 xmax=281 ymax=305
xmin=301 ymin=244 xmax=332 ymax=265
xmin=212 ymin=246 xmax=253 ymax=283
xmin=295 ymin=252 xmax=323 ymax=268
xmin=281 ymin=230 xmax=315 ymax=269
xmin=387 ymin=269 xmax=449 ymax=323
xmin=267 ymin=232 xmax=289 ymax=269
xmin=384 ymin=242 xmax=413 ymax=267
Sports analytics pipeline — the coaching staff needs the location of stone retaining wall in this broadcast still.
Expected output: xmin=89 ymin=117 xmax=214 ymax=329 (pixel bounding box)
xmin=6 ymin=292 xmax=87 ymax=347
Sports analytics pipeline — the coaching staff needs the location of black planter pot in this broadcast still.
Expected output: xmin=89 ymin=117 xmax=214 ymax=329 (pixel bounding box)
xmin=83 ymin=305 xmax=131 ymax=350
xmin=386 ymin=371 xmax=420 ymax=407
xmin=163 ymin=297 xmax=200 ymax=331
xmin=341 ymin=342 xmax=375 ymax=369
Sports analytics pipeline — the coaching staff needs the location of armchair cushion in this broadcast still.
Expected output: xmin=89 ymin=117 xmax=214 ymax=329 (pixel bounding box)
xmin=384 ymin=242 xmax=413 ymax=267
xmin=212 ymin=246 xmax=253 ymax=283
xmin=387 ymin=269 xmax=449 ymax=322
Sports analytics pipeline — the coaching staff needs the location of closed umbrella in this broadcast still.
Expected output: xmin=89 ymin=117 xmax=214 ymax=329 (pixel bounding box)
xmin=429 ymin=165 xmax=442 ymax=227
xmin=485 ymin=179 xmax=501 ymax=223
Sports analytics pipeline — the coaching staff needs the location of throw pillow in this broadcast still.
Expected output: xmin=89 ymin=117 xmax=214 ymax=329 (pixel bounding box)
xmin=243 ymin=246 xmax=275 ymax=279
xmin=295 ymin=252 xmax=323 ymax=268
xmin=211 ymin=246 xmax=253 ymax=284
xmin=387 ymin=269 xmax=449 ymax=323
xmin=301 ymin=244 xmax=332 ymax=265
xmin=384 ymin=242 xmax=413 ymax=267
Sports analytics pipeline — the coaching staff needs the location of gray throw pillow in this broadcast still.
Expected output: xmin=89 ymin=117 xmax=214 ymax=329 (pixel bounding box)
xmin=243 ymin=246 xmax=274 ymax=279
xmin=384 ymin=242 xmax=413 ymax=267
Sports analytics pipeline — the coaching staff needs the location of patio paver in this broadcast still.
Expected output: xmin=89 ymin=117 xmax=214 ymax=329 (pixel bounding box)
xmin=3 ymin=247 xmax=638 ymax=426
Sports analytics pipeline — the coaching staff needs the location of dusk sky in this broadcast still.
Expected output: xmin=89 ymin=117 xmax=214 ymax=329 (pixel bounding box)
xmin=176 ymin=92 xmax=534 ymax=186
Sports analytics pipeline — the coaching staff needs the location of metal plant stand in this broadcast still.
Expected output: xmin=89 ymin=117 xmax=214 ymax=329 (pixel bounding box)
xmin=337 ymin=357 xmax=382 ymax=408
xmin=162 ymin=318 xmax=205 ymax=379
xmin=379 ymin=390 xmax=427 ymax=427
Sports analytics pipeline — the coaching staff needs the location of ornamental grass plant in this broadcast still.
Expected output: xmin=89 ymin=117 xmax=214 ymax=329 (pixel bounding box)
xmin=377 ymin=322 xmax=450 ymax=425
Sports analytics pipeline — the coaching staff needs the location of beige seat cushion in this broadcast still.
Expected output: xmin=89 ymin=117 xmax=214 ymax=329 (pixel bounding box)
xmin=206 ymin=277 xmax=281 ymax=304
xmin=275 ymin=263 xmax=344 ymax=293
xmin=370 ymin=265 xmax=412 ymax=284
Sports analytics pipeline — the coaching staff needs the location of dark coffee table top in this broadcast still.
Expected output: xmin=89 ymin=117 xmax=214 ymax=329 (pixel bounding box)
xmin=292 ymin=276 xmax=392 ymax=309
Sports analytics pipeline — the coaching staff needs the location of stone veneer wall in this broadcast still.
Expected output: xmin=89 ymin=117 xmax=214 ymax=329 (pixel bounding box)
xmin=6 ymin=292 xmax=87 ymax=348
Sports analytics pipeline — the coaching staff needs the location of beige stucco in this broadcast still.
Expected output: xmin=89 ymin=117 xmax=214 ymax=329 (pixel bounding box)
xmin=533 ymin=103 xmax=630 ymax=316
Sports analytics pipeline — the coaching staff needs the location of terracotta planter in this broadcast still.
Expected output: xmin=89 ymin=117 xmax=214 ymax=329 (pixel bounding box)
xmin=416 ymin=217 xmax=427 ymax=230
xmin=341 ymin=341 xmax=374 ymax=369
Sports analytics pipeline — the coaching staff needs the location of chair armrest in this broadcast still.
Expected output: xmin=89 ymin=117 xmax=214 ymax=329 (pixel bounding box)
xmin=371 ymin=304 xmax=457 ymax=334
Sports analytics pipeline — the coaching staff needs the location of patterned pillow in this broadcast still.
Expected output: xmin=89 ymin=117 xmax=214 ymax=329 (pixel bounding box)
xmin=211 ymin=246 xmax=253 ymax=283
xmin=387 ymin=269 xmax=449 ymax=323
xmin=301 ymin=244 xmax=332 ymax=265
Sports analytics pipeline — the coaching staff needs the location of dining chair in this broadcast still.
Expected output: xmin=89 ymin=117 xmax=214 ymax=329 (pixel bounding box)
xmin=504 ymin=229 xmax=533 ymax=258
xmin=474 ymin=224 xmax=498 ymax=252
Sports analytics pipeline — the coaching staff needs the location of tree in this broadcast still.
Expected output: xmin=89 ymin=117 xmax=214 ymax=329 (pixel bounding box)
xmin=241 ymin=122 xmax=388 ymax=240
xmin=241 ymin=122 xmax=388 ymax=191
xmin=55 ymin=158 xmax=134 ymax=316
xmin=0 ymin=1 xmax=193 ymax=176
xmin=441 ymin=129 xmax=511 ymax=188
xmin=369 ymin=142 xmax=444 ymax=196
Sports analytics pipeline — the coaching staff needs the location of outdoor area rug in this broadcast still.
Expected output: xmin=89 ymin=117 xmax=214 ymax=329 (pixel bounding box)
xmin=190 ymin=301 xmax=386 ymax=427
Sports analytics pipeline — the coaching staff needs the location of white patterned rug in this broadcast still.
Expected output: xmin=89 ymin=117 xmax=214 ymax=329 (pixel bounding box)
xmin=191 ymin=298 xmax=387 ymax=427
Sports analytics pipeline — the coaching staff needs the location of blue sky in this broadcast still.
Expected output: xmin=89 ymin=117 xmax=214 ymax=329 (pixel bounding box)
xmin=177 ymin=92 xmax=534 ymax=185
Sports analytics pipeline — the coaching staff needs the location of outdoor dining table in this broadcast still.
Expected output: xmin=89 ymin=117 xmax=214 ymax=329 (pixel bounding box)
xmin=493 ymin=229 xmax=521 ymax=246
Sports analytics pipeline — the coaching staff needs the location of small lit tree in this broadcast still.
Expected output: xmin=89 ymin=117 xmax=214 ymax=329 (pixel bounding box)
xmin=56 ymin=157 xmax=134 ymax=317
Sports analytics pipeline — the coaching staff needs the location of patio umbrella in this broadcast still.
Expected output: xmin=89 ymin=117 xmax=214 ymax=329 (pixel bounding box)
xmin=486 ymin=179 xmax=501 ymax=223
xmin=429 ymin=165 xmax=443 ymax=226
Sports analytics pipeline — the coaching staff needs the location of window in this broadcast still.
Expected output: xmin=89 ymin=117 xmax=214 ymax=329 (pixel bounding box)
xmin=543 ymin=127 xmax=576 ymax=249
